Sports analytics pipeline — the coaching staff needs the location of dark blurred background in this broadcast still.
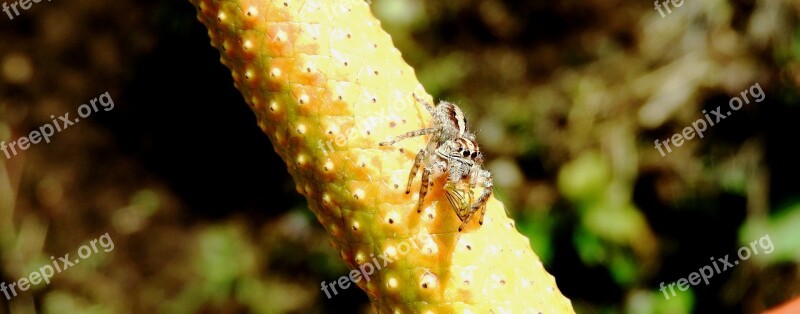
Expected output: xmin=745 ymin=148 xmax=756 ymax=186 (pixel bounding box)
xmin=0 ymin=0 xmax=798 ymax=313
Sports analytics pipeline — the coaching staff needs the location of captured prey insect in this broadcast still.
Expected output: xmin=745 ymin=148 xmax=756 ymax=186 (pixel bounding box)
xmin=380 ymin=94 xmax=493 ymax=232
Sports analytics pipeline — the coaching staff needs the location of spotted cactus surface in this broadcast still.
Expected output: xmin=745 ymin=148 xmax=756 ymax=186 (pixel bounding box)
xmin=189 ymin=0 xmax=575 ymax=312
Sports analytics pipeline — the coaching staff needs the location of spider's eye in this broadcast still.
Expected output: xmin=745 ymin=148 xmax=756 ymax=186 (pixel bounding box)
xmin=462 ymin=150 xmax=470 ymax=158
xmin=471 ymin=151 xmax=478 ymax=158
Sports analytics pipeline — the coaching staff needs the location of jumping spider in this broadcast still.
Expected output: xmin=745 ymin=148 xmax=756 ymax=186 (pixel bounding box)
xmin=380 ymin=94 xmax=493 ymax=231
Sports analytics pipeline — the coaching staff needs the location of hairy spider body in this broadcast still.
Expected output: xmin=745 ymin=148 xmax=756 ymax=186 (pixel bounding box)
xmin=380 ymin=94 xmax=494 ymax=231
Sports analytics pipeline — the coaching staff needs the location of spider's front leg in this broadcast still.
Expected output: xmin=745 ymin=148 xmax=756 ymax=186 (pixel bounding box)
xmin=416 ymin=167 xmax=433 ymax=213
xmin=405 ymin=149 xmax=426 ymax=194
xmin=473 ymin=170 xmax=494 ymax=226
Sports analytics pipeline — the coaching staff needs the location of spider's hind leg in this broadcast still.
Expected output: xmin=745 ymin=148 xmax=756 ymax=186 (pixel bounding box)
xmin=413 ymin=93 xmax=437 ymax=114
xmin=379 ymin=127 xmax=437 ymax=146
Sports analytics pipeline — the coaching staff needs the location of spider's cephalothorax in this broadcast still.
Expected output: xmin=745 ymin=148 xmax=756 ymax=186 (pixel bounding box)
xmin=380 ymin=94 xmax=494 ymax=231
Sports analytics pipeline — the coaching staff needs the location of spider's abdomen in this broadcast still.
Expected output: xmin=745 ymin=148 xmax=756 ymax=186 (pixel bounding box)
xmin=435 ymin=101 xmax=468 ymax=139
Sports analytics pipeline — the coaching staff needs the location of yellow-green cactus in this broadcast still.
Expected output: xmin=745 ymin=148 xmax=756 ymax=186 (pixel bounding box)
xmin=189 ymin=0 xmax=575 ymax=312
